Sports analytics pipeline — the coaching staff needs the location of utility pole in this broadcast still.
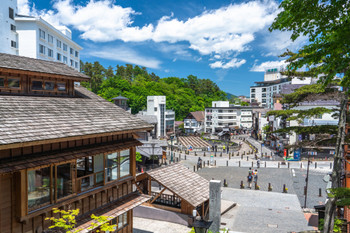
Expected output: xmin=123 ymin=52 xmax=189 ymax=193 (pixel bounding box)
xmin=304 ymin=152 xmax=311 ymax=208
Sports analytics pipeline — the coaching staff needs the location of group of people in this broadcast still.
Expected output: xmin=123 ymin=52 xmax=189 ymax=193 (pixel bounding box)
xmin=247 ymin=167 xmax=258 ymax=189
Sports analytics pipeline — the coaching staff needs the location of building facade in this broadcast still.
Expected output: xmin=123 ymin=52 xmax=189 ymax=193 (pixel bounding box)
xmin=0 ymin=0 xmax=81 ymax=70
xmin=183 ymin=111 xmax=205 ymax=134
xmin=204 ymin=101 xmax=254 ymax=133
xmin=138 ymin=96 xmax=175 ymax=138
xmin=0 ymin=53 xmax=152 ymax=233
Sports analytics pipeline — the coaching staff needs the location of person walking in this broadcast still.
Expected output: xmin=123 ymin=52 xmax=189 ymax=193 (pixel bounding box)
xmin=253 ymin=169 xmax=258 ymax=185
xmin=247 ymin=168 xmax=253 ymax=189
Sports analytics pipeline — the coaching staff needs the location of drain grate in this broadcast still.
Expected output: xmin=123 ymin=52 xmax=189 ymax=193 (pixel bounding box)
xmin=267 ymin=224 xmax=278 ymax=228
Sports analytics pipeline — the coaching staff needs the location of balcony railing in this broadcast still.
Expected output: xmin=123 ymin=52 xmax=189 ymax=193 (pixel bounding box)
xmin=150 ymin=191 xmax=181 ymax=208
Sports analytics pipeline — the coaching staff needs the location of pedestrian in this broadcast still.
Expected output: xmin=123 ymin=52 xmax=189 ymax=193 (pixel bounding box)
xmin=247 ymin=168 xmax=253 ymax=189
xmin=254 ymin=169 xmax=258 ymax=183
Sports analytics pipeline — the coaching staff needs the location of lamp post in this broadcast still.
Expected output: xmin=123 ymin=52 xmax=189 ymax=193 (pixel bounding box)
xmin=170 ymin=135 xmax=174 ymax=163
xmin=152 ymin=143 xmax=155 ymax=169
xmin=192 ymin=210 xmax=212 ymax=233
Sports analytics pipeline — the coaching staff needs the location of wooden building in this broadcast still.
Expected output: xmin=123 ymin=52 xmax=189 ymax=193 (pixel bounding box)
xmin=135 ymin=163 xmax=209 ymax=217
xmin=0 ymin=53 xmax=153 ymax=233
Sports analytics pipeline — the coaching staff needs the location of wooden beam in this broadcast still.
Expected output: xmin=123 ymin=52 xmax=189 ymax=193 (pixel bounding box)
xmin=132 ymin=180 xmax=144 ymax=194
xmin=150 ymin=188 xmax=167 ymax=204
xmin=204 ymin=201 xmax=210 ymax=218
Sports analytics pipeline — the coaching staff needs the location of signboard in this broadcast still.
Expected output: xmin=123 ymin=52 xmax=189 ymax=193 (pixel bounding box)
xmin=294 ymin=149 xmax=301 ymax=161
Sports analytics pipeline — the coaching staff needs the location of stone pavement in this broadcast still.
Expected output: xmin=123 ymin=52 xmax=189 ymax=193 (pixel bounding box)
xmin=196 ymin=167 xmax=328 ymax=209
xmin=220 ymin=188 xmax=315 ymax=233
xmin=133 ymin=217 xmax=190 ymax=233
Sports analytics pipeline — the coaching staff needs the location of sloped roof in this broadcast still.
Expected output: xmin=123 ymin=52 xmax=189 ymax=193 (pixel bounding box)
xmin=0 ymin=86 xmax=153 ymax=148
xmin=0 ymin=53 xmax=89 ymax=80
xmin=146 ymin=163 xmax=209 ymax=207
xmin=190 ymin=111 xmax=205 ymax=122
xmin=112 ymin=95 xmax=128 ymax=100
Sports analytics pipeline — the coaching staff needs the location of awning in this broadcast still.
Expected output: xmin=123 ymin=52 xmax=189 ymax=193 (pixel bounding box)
xmin=74 ymin=192 xmax=150 ymax=233
xmin=0 ymin=139 xmax=142 ymax=174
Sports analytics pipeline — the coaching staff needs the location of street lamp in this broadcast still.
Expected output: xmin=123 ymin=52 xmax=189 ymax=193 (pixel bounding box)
xmin=192 ymin=210 xmax=212 ymax=233
xmin=170 ymin=135 xmax=174 ymax=163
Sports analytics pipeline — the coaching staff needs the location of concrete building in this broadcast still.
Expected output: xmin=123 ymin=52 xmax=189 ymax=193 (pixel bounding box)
xmin=0 ymin=0 xmax=81 ymax=70
xmin=0 ymin=0 xmax=19 ymax=55
xmin=183 ymin=111 xmax=205 ymax=134
xmin=250 ymin=68 xmax=316 ymax=108
xmin=138 ymin=96 xmax=175 ymax=138
xmin=204 ymin=101 xmax=255 ymax=133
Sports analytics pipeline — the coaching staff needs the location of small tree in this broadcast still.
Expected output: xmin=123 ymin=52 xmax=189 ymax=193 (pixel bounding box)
xmin=45 ymin=208 xmax=116 ymax=233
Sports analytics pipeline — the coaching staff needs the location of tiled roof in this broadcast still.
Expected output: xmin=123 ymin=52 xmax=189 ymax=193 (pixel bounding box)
xmin=190 ymin=111 xmax=205 ymax=122
xmin=0 ymin=53 xmax=89 ymax=79
xmin=0 ymin=139 xmax=142 ymax=174
xmin=0 ymin=86 xmax=153 ymax=148
xmin=146 ymin=163 xmax=209 ymax=207
xmin=75 ymin=192 xmax=151 ymax=233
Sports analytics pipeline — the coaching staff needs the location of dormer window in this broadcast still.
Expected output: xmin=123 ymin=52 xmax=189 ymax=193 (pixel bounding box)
xmin=0 ymin=76 xmax=21 ymax=89
xmin=31 ymin=79 xmax=67 ymax=93
xmin=32 ymin=80 xmax=43 ymax=90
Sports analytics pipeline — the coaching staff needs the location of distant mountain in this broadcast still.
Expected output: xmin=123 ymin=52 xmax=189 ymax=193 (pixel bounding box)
xmin=226 ymin=92 xmax=237 ymax=99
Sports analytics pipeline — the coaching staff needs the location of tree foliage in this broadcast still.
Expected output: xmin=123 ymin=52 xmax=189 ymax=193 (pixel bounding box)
xmin=80 ymin=62 xmax=227 ymax=120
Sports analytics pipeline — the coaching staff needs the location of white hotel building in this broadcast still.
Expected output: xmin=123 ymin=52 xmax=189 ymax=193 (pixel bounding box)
xmin=204 ymin=101 xmax=255 ymax=133
xmin=0 ymin=0 xmax=81 ymax=70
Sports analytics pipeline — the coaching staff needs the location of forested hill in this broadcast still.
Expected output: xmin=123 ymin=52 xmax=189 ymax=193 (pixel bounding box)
xmin=80 ymin=61 xmax=228 ymax=120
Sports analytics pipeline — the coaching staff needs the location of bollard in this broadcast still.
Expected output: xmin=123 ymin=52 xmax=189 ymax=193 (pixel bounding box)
xmin=268 ymin=183 xmax=272 ymax=191
xmin=247 ymin=156 xmax=249 ymax=161
xmin=238 ymin=151 xmax=240 ymax=156
xmin=288 ymin=162 xmax=290 ymax=168
xmin=240 ymin=181 xmax=244 ymax=189
xmin=193 ymin=166 xmax=196 ymax=172
xmin=215 ymin=160 xmax=216 ymax=166
xmin=195 ymin=152 xmax=197 ymax=156
xmin=278 ymin=162 xmax=280 ymax=168
xmin=203 ymin=161 xmax=205 ymax=168
xmin=319 ymin=188 xmax=322 ymax=197
xmin=315 ymin=162 xmax=317 ymax=169
xmin=220 ymin=152 xmax=222 ymax=157
xmin=207 ymin=160 xmax=209 ymax=166
xmin=176 ymin=157 xmax=179 ymax=163
xmin=215 ymin=152 xmax=217 ymax=157
xmin=300 ymin=162 xmax=302 ymax=168
xmin=229 ymin=154 xmax=231 ymax=160
xmin=224 ymin=179 xmax=228 ymax=187
xmin=283 ymin=184 xmax=287 ymax=193
xmin=185 ymin=155 xmax=187 ymax=160
xmin=179 ymin=154 xmax=181 ymax=160
xmin=239 ymin=161 xmax=241 ymax=167
xmin=251 ymin=161 xmax=253 ymax=168
xmin=265 ymin=161 xmax=267 ymax=168
xmin=330 ymin=162 xmax=332 ymax=169
xmin=241 ymin=155 xmax=243 ymax=160
xmin=226 ymin=161 xmax=228 ymax=166
xmin=204 ymin=152 xmax=206 ymax=157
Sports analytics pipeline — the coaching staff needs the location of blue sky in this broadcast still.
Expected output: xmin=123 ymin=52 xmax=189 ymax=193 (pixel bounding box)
xmin=18 ymin=0 xmax=307 ymax=96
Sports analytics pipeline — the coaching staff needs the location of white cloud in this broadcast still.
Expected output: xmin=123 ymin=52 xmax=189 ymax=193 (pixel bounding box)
xmin=86 ymin=46 xmax=161 ymax=69
xmin=20 ymin=0 xmax=279 ymax=56
xmin=210 ymin=58 xmax=246 ymax=69
xmin=17 ymin=0 xmax=31 ymax=15
xmin=250 ymin=60 xmax=287 ymax=72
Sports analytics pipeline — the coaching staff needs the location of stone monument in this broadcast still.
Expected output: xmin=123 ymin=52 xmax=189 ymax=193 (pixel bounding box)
xmin=209 ymin=180 xmax=221 ymax=232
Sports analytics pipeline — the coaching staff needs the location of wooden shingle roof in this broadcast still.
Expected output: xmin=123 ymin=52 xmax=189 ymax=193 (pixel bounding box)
xmin=0 ymin=53 xmax=89 ymax=80
xmin=146 ymin=163 xmax=209 ymax=207
xmin=0 ymin=86 xmax=153 ymax=149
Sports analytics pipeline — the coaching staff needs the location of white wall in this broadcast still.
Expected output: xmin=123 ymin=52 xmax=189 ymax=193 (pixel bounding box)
xmin=212 ymin=101 xmax=229 ymax=107
xmin=0 ymin=0 xmax=18 ymax=55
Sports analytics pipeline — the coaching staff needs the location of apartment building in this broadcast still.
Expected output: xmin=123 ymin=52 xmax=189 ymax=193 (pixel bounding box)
xmin=204 ymin=101 xmax=254 ymax=133
xmin=0 ymin=0 xmax=82 ymax=70
xmin=138 ymin=96 xmax=175 ymax=138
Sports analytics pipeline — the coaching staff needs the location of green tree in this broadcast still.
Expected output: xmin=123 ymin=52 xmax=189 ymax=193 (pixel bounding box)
xmin=270 ymin=1 xmax=350 ymax=231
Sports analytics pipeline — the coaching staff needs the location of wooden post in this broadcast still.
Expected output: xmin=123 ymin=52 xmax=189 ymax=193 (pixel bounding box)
xmin=288 ymin=162 xmax=290 ymax=168
xmin=319 ymin=188 xmax=322 ymax=197
xmin=283 ymin=184 xmax=287 ymax=193
xmin=215 ymin=160 xmax=216 ymax=166
xmin=215 ymin=152 xmax=217 ymax=157
xmin=204 ymin=152 xmax=206 ymax=157
xmin=220 ymin=152 xmax=222 ymax=157
xmin=268 ymin=183 xmax=272 ymax=191
xmin=239 ymin=161 xmax=241 ymax=167
xmin=207 ymin=160 xmax=209 ymax=166
xmin=185 ymin=155 xmax=187 ymax=160
xmin=226 ymin=161 xmax=228 ymax=166
xmin=251 ymin=161 xmax=253 ymax=168
xmin=229 ymin=153 xmax=231 ymax=160
xmin=265 ymin=161 xmax=266 ymax=168
xmin=194 ymin=166 xmax=196 ymax=172
xmin=315 ymin=162 xmax=317 ymax=169
xmin=278 ymin=162 xmax=280 ymax=168
xmin=240 ymin=181 xmax=244 ymax=189
xmin=300 ymin=162 xmax=303 ymax=168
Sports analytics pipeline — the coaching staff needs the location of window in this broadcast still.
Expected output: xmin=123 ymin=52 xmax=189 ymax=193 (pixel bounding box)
xmin=262 ymin=93 xmax=266 ymax=97
xmin=32 ymin=80 xmax=43 ymax=90
xmin=0 ymin=78 xmax=4 ymax=87
xmin=39 ymin=44 xmax=45 ymax=54
xmin=57 ymin=53 xmax=61 ymax=61
xmin=94 ymin=154 xmax=104 ymax=185
xmin=106 ymin=213 xmax=128 ymax=233
xmin=63 ymin=43 xmax=68 ymax=51
xmin=251 ymin=88 xmax=255 ymax=93
xmin=70 ymin=59 xmax=74 ymax=67
xmin=75 ymin=51 xmax=79 ymax=57
xmin=11 ymin=40 xmax=16 ymax=48
xmin=10 ymin=24 xmax=16 ymax=31
xmin=262 ymin=88 xmax=266 ymax=92
xmin=48 ymin=34 xmax=53 ymax=43
xmin=120 ymin=150 xmax=130 ymax=177
xmin=9 ymin=7 xmax=14 ymax=19
xmin=75 ymin=62 xmax=78 ymax=68
xmin=77 ymin=156 xmax=94 ymax=191
xmin=57 ymin=82 xmax=66 ymax=91
xmin=45 ymin=82 xmax=55 ymax=90
xmin=27 ymin=167 xmax=50 ymax=210
xmin=154 ymin=107 xmax=157 ymax=111
xmin=70 ymin=48 xmax=74 ymax=55
xmin=315 ymin=114 xmax=323 ymax=119
xmin=251 ymin=94 xmax=255 ymax=98
xmin=218 ymin=110 xmax=223 ymax=113
xmin=262 ymin=99 xmax=266 ymax=103
xmin=105 ymin=153 xmax=118 ymax=182
xmin=8 ymin=78 xmax=20 ymax=88
xmin=56 ymin=163 xmax=72 ymax=199
xmin=63 ymin=56 xmax=68 ymax=64
xmin=48 ymin=48 xmax=53 ymax=57
xmin=39 ymin=29 xmax=45 ymax=39
xmin=57 ymin=39 xmax=61 ymax=48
